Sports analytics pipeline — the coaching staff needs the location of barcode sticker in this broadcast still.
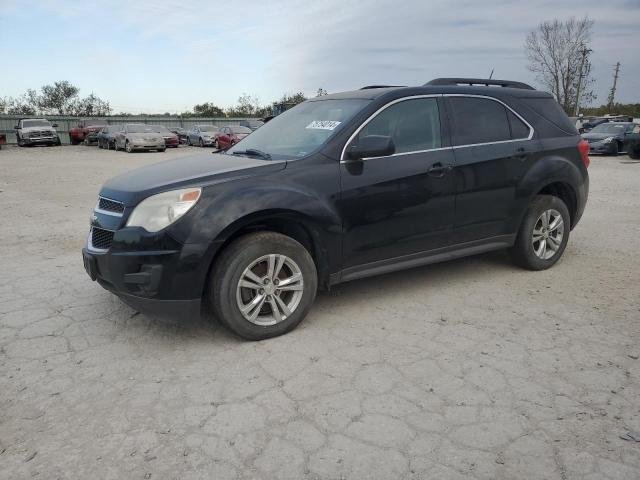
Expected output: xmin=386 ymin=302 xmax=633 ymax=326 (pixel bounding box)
xmin=306 ymin=120 xmax=341 ymax=130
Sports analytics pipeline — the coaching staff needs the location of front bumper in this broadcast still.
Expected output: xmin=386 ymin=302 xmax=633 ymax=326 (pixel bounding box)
xmin=586 ymin=141 xmax=617 ymax=154
xmin=23 ymin=136 xmax=57 ymax=144
xmin=82 ymin=231 xmax=214 ymax=319
xmin=130 ymin=142 xmax=165 ymax=150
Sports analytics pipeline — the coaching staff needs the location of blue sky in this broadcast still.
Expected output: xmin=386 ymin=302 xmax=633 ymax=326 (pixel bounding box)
xmin=1 ymin=0 xmax=639 ymax=113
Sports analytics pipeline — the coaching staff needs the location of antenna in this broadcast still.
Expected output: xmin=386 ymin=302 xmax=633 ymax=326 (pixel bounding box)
xmin=489 ymin=69 xmax=494 ymax=79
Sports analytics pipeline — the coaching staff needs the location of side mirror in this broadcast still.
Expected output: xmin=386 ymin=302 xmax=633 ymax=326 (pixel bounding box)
xmin=347 ymin=135 xmax=395 ymax=160
xmin=14 ymin=125 xmax=19 ymax=129
xmin=52 ymin=123 xmax=58 ymax=128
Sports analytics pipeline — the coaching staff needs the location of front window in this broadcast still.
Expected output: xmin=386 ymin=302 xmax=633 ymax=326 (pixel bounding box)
xmin=230 ymin=126 xmax=252 ymax=135
xmin=356 ymin=98 xmax=441 ymax=154
xmin=126 ymin=124 xmax=156 ymax=133
xmin=199 ymin=125 xmax=219 ymax=132
xmin=153 ymin=126 xmax=172 ymax=134
xmin=227 ymin=98 xmax=369 ymax=159
xmin=22 ymin=119 xmax=51 ymax=128
xmin=591 ymin=123 xmax=628 ymax=134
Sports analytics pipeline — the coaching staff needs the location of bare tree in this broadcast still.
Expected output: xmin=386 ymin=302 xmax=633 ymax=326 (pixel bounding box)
xmin=525 ymin=17 xmax=595 ymax=113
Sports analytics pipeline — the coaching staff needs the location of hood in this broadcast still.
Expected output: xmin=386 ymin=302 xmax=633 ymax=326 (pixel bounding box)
xmin=127 ymin=132 xmax=161 ymax=140
xmin=100 ymin=152 xmax=286 ymax=206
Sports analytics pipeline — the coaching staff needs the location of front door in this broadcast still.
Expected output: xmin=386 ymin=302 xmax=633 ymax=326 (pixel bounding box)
xmin=338 ymin=96 xmax=456 ymax=272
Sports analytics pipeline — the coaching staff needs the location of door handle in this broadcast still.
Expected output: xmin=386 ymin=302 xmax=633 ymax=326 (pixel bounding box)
xmin=427 ymin=162 xmax=453 ymax=177
xmin=511 ymin=147 xmax=527 ymax=161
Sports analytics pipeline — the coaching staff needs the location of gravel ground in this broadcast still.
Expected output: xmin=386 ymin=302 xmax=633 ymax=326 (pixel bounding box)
xmin=1 ymin=145 xmax=639 ymax=480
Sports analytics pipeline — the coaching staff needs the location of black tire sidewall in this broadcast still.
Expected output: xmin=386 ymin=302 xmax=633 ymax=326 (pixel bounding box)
xmin=513 ymin=195 xmax=571 ymax=270
xmin=210 ymin=232 xmax=318 ymax=340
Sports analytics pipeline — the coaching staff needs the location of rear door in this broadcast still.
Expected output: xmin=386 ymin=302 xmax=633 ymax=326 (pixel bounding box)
xmin=445 ymin=95 xmax=535 ymax=243
xmin=339 ymin=96 xmax=456 ymax=271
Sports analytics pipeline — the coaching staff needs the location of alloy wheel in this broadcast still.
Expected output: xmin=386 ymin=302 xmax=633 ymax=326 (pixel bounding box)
xmin=236 ymin=254 xmax=304 ymax=326
xmin=532 ymin=209 xmax=564 ymax=260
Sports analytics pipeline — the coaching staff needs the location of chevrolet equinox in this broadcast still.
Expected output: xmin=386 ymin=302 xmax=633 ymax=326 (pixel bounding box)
xmin=83 ymin=78 xmax=590 ymax=340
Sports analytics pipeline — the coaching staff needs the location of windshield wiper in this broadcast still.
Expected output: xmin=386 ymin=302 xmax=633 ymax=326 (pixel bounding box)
xmin=231 ymin=148 xmax=272 ymax=160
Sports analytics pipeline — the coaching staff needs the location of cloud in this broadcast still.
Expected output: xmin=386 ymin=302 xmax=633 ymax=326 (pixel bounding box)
xmin=2 ymin=0 xmax=639 ymax=110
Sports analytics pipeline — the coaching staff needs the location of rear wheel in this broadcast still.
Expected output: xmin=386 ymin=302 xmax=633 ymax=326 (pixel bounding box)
xmin=209 ymin=232 xmax=318 ymax=340
xmin=511 ymin=195 xmax=570 ymax=270
xmin=199 ymin=138 xmax=204 ymax=147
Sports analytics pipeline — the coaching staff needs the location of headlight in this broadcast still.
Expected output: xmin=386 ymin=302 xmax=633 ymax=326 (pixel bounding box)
xmin=602 ymin=136 xmax=615 ymax=143
xmin=126 ymin=188 xmax=202 ymax=232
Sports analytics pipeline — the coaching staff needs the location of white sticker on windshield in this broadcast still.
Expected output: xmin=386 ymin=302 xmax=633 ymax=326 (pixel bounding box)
xmin=306 ymin=120 xmax=341 ymax=130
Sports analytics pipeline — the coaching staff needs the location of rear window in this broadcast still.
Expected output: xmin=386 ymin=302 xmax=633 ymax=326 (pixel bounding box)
xmin=449 ymin=97 xmax=511 ymax=145
xmin=507 ymin=110 xmax=531 ymax=139
xmin=520 ymin=97 xmax=577 ymax=135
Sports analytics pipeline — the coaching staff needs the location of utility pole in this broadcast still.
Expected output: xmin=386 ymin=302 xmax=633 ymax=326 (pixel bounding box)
xmin=607 ymin=62 xmax=621 ymax=114
xmin=574 ymin=46 xmax=592 ymax=116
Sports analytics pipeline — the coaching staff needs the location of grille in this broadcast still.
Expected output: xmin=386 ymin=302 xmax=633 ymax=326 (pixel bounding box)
xmin=98 ymin=197 xmax=125 ymax=214
xmin=29 ymin=130 xmax=54 ymax=138
xmin=91 ymin=227 xmax=114 ymax=250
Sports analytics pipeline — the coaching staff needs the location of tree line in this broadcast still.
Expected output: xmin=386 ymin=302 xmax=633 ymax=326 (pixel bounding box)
xmin=1 ymin=83 xmax=327 ymax=118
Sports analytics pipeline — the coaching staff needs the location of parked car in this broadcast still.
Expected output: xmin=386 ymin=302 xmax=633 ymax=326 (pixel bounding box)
xmin=239 ymin=119 xmax=264 ymax=131
xmin=581 ymin=122 xmax=637 ymax=155
xmin=69 ymin=119 xmax=108 ymax=145
xmin=217 ymin=125 xmax=252 ymax=150
xmin=15 ymin=118 xmax=61 ymax=147
xmin=169 ymin=127 xmax=189 ymax=144
xmin=624 ymin=124 xmax=640 ymax=160
xmin=113 ymin=124 xmax=165 ymax=153
xmin=82 ymin=77 xmax=589 ymax=340
xmin=187 ymin=125 xmax=221 ymax=147
xmin=97 ymin=125 xmax=119 ymax=150
xmin=154 ymin=125 xmax=180 ymax=148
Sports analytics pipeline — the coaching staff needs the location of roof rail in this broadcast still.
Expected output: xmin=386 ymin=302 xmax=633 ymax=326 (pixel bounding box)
xmin=425 ymin=78 xmax=535 ymax=90
xmin=360 ymin=85 xmax=406 ymax=90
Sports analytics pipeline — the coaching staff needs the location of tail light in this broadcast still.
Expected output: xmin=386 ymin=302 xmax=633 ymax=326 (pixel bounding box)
xmin=578 ymin=139 xmax=590 ymax=168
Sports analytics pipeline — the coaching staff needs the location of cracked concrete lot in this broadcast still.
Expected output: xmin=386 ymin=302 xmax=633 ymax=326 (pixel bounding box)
xmin=1 ymin=145 xmax=639 ymax=479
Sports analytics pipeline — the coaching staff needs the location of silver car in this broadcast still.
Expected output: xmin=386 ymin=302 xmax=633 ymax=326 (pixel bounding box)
xmin=187 ymin=125 xmax=220 ymax=147
xmin=114 ymin=124 xmax=166 ymax=153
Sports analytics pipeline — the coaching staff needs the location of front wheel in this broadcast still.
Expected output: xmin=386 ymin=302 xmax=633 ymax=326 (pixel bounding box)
xmin=199 ymin=138 xmax=204 ymax=147
xmin=209 ymin=232 xmax=318 ymax=340
xmin=125 ymin=140 xmax=133 ymax=153
xmin=511 ymin=195 xmax=570 ymax=270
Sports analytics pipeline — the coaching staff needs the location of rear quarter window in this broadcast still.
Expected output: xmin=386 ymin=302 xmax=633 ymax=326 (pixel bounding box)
xmin=519 ymin=97 xmax=577 ymax=135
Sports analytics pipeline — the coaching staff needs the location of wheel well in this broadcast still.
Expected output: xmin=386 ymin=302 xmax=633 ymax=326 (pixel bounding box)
xmin=204 ymin=216 xmax=329 ymax=299
xmin=537 ymin=182 xmax=577 ymax=227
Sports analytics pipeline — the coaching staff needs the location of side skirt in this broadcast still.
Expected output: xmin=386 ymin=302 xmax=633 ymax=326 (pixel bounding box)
xmin=329 ymin=234 xmax=516 ymax=285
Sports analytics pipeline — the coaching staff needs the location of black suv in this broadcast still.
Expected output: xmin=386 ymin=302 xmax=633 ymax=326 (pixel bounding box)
xmin=83 ymin=78 xmax=590 ymax=340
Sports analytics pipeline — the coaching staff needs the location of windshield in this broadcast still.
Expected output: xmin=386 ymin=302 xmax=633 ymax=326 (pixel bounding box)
xmin=227 ymin=99 xmax=369 ymax=159
xmin=153 ymin=125 xmax=173 ymax=134
xmin=22 ymin=119 xmax=51 ymax=128
xmin=591 ymin=123 xmax=629 ymax=134
xmin=199 ymin=125 xmax=219 ymax=132
xmin=127 ymin=124 xmax=156 ymax=133
xmin=231 ymin=126 xmax=252 ymax=134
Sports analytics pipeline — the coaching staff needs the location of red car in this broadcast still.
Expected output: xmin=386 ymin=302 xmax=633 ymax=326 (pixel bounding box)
xmin=154 ymin=125 xmax=180 ymax=148
xmin=69 ymin=119 xmax=108 ymax=145
xmin=217 ymin=126 xmax=252 ymax=150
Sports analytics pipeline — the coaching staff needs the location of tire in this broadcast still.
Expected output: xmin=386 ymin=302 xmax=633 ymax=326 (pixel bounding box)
xmin=209 ymin=232 xmax=318 ymax=340
xmin=158 ymin=148 xmax=166 ymax=152
xmin=511 ymin=195 xmax=571 ymax=271
xmin=199 ymin=138 xmax=204 ymax=147
xmin=125 ymin=140 xmax=133 ymax=153
xmin=17 ymin=136 xmax=23 ymax=147
xmin=187 ymin=136 xmax=191 ymax=146
xmin=213 ymin=139 xmax=219 ymax=149
xmin=629 ymin=147 xmax=640 ymax=160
